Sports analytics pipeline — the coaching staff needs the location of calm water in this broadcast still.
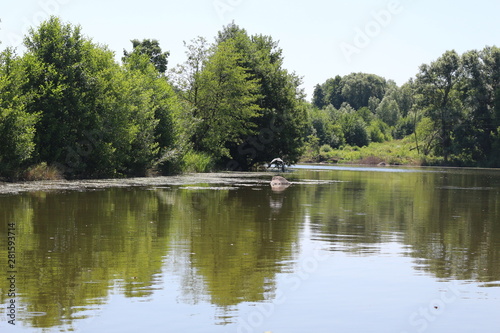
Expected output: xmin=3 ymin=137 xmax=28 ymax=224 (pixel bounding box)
xmin=1 ymin=166 xmax=500 ymax=332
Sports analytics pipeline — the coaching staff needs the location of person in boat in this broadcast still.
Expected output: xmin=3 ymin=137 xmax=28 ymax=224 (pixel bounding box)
xmin=268 ymin=158 xmax=285 ymax=172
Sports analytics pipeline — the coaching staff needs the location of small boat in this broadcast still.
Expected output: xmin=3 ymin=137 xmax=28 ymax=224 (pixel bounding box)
xmin=268 ymin=158 xmax=285 ymax=172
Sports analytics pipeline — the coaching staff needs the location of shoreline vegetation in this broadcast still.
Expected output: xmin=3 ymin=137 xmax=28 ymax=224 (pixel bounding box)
xmin=1 ymin=17 xmax=500 ymax=182
xmin=299 ymin=138 xmax=446 ymax=167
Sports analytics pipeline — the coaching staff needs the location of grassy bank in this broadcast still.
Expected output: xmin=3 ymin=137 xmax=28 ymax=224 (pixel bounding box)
xmin=301 ymin=138 xmax=445 ymax=166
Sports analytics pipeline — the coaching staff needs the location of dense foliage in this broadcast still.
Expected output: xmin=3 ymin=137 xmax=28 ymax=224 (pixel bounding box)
xmin=1 ymin=17 xmax=500 ymax=179
xmin=172 ymin=23 xmax=308 ymax=170
xmin=308 ymin=48 xmax=500 ymax=166
xmin=0 ymin=18 xmax=307 ymax=179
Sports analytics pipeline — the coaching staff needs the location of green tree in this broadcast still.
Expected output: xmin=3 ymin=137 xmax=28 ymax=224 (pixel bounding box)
xmin=317 ymin=75 xmax=344 ymax=109
xmin=308 ymin=104 xmax=344 ymax=148
xmin=340 ymin=73 xmax=387 ymax=110
xmin=123 ymin=50 xmax=183 ymax=173
xmin=171 ymin=37 xmax=211 ymax=105
xmin=393 ymin=114 xmax=417 ymax=140
xmin=338 ymin=103 xmax=370 ymax=147
xmin=416 ymin=50 xmax=463 ymax=162
xmin=111 ymin=58 xmax=159 ymax=175
xmin=22 ymin=17 xmax=158 ymax=177
xmin=315 ymin=73 xmax=387 ymax=111
xmin=457 ymin=47 xmax=500 ymax=165
xmin=368 ymin=96 xmax=381 ymax=114
xmin=368 ymin=118 xmax=392 ymax=143
xmin=215 ymin=23 xmax=309 ymax=169
xmin=186 ymin=37 xmax=261 ymax=159
xmin=0 ymin=48 xmax=39 ymax=177
xmin=123 ymin=39 xmax=170 ymax=74
xmin=484 ymin=46 xmax=500 ymax=165
xmin=356 ymin=106 xmax=374 ymax=124
xmin=415 ymin=117 xmax=439 ymax=156
xmin=376 ymin=96 xmax=401 ymax=127
xmin=312 ymin=84 xmax=326 ymax=109
xmin=397 ymin=80 xmax=416 ymax=117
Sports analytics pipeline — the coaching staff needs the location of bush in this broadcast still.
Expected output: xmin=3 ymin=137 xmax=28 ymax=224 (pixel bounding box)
xmin=182 ymin=151 xmax=215 ymax=173
xmin=319 ymin=144 xmax=335 ymax=161
xmin=341 ymin=114 xmax=370 ymax=147
xmin=23 ymin=162 xmax=63 ymax=181
xmin=368 ymin=119 xmax=392 ymax=143
xmin=148 ymin=149 xmax=182 ymax=176
xmin=320 ymin=144 xmax=333 ymax=154
xmin=393 ymin=116 xmax=415 ymax=139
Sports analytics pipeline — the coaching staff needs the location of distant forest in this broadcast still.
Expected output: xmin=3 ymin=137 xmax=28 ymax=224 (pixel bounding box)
xmin=309 ymin=49 xmax=500 ymax=166
xmin=1 ymin=17 xmax=499 ymax=180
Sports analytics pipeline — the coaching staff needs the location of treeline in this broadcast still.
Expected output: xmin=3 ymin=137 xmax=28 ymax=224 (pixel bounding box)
xmin=0 ymin=17 xmax=307 ymax=179
xmin=309 ymin=48 xmax=500 ymax=166
xmin=2 ymin=17 xmax=500 ymax=179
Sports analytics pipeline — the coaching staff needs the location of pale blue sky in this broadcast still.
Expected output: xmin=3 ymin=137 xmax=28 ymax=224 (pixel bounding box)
xmin=2 ymin=0 xmax=500 ymax=100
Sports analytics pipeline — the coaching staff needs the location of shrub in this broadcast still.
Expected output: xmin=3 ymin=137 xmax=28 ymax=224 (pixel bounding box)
xmin=368 ymin=119 xmax=392 ymax=143
xmin=182 ymin=151 xmax=214 ymax=173
xmin=393 ymin=116 xmax=415 ymax=139
xmin=341 ymin=114 xmax=370 ymax=147
xmin=23 ymin=162 xmax=63 ymax=181
xmin=319 ymin=144 xmax=333 ymax=154
xmin=319 ymin=144 xmax=335 ymax=162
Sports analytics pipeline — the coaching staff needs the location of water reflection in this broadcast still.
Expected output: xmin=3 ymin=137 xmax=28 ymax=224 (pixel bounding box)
xmin=0 ymin=184 xmax=302 ymax=330
xmin=171 ymin=185 xmax=300 ymax=311
xmin=299 ymin=168 xmax=500 ymax=282
xmin=0 ymin=189 xmax=171 ymax=329
xmin=0 ymin=167 xmax=499 ymax=331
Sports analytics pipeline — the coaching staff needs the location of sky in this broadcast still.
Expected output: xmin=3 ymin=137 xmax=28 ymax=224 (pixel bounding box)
xmin=2 ymin=0 xmax=500 ymax=100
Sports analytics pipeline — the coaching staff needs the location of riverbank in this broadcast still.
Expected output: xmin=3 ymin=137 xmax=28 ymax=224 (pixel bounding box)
xmin=300 ymin=138 xmax=445 ymax=167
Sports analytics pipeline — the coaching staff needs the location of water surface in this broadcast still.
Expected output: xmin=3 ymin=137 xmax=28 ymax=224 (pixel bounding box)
xmin=1 ymin=166 xmax=499 ymax=332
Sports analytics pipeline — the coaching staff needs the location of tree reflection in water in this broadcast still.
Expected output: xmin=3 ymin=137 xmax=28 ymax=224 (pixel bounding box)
xmin=0 ymin=167 xmax=499 ymax=330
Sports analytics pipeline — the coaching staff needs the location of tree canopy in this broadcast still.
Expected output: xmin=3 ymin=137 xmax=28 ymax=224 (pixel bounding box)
xmin=0 ymin=17 xmax=309 ymax=179
xmin=313 ymin=73 xmax=387 ymax=110
xmin=1 ymin=17 xmax=500 ymax=180
xmin=308 ymin=47 xmax=500 ymax=167
xmin=123 ymin=39 xmax=170 ymax=74
xmin=172 ymin=22 xmax=308 ymax=170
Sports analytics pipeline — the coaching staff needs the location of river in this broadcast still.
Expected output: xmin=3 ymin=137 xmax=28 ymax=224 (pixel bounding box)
xmin=1 ymin=165 xmax=499 ymax=332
